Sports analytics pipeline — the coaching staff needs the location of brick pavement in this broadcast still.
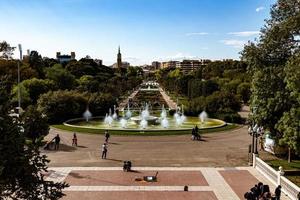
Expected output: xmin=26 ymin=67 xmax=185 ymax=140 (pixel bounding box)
xmin=45 ymin=167 xmax=291 ymax=200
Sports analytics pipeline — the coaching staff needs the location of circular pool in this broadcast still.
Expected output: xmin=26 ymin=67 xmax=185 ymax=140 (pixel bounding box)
xmin=64 ymin=116 xmax=227 ymax=132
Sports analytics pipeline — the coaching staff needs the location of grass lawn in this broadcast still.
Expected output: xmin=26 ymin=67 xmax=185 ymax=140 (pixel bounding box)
xmin=267 ymin=159 xmax=300 ymax=171
xmin=261 ymin=153 xmax=300 ymax=187
xmin=51 ymin=123 xmax=239 ymax=136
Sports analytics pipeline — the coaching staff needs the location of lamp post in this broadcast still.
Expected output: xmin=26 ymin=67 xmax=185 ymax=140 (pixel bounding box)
xmin=248 ymin=124 xmax=263 ymax=156
xmin=17 ymin=44 xmax=22 ymax=116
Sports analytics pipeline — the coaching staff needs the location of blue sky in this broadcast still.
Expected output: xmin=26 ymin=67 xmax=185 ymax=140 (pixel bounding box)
xmin=0 ymin=0 xmax=275 ymax=65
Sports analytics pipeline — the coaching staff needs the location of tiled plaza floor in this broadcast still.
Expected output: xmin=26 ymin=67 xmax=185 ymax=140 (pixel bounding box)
xmin=63 ymin=191 xmax=218 ymax=200
xmin=46 ymin=167 xmax=291 ymax=200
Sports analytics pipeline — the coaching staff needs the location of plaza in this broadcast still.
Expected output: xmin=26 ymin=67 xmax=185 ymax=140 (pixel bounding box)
xmin=43 ymin=125 xmax=290 ymax=199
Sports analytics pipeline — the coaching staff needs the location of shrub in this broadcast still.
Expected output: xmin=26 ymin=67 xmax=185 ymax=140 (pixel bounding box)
xmin=37 ymin=90 xmax=87 ymax=123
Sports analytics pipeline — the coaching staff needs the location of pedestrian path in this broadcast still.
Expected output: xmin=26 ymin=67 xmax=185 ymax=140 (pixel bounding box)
xmin=159 ymin=88 xmax=177 ymax=110
xmin=45 ymin=167 xmax=291 ymax=200
xmin=118 ymin=89 xmax=139 ymax=110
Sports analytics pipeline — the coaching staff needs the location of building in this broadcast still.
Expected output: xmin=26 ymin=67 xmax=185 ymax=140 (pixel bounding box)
xmin=161 ymin=61 xmax=178 ymax=69
xmin=56 ymin=52 xmax=75 ymax=63
xmin=176 ymin=59 xmax=211 ymax=74
xmin=112 ymin=61 xmax=130 ymax=68
xmin=151 ymin=61 xmax=161 ymax=70
xmin=117 ymin=46 xmax=122 ymax=68
xmin=112 ymin=46 xmax=130 ymax=68
xmin=176 ymin=60 xmax=201 ymax=74
xmin=94 ymin=59 xmax=103 ymax=66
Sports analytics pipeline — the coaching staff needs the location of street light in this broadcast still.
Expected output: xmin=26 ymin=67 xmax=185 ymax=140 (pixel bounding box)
xmin=248 ymin=124 xmax=264 ymax=155
xmin=17 ymin=44 xmax=22 ymax=116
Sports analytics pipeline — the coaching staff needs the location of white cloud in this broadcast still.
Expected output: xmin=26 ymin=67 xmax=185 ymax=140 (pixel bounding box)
xmin=220 ymin=40 xmax=246 ymax=48
xmin=186 ymin=32 xmax=208 ymax=36
xmin=256 ymin=6 xmax=265 ymax=12
xmin=124 ymin=57 xmax=140 ymax=62
xmin=228 ymin=31 xmax=260 ymax=37
xmin=159 ymin=52 xmax=198 ymax=61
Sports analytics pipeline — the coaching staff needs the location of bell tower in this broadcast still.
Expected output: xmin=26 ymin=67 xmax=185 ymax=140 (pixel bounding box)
xmin=117 ymin=46 xmax=122 ymax=68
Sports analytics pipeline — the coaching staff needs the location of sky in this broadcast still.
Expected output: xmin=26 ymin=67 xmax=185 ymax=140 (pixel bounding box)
xmin=0 ymin=0 xmax=276 ymax=65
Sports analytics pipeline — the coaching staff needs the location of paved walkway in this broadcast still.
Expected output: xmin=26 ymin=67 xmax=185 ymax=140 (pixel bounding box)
xmin=46 ymin=167 xmax=291 ymax=200
xmin=44 ymin=126 xmax=249 ymax=167
xmin=159 ymin=88 xmax=177 ymax=110
xmin=118 ymin=89 xmax=139 ymax=110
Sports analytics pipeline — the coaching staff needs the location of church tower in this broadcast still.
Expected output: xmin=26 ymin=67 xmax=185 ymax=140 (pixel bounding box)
xmin=117 ymin=46 xmax=122 ymax=68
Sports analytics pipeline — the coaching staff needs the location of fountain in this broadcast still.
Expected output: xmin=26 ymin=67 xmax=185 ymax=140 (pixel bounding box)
xmin=161 ymin=105 xmax=167 ymax=119
xmin=64 ymin=81 xmax=226 ymax=132
xmin=112 ymin=105 xmax=118 ymax=120
xmin=83 ymin=108 xmax=92 ymax=122
xmin=141 ymin=103 xmax=150 ymax=119
xmin=160 ymin=105 xmax=169 ymax=128
xmin=161 ymin=117 xmax=169 ymax=128
xmin=199 ymin=111 xmax=208 ymax=124
xmin=68 ymin=108 xmax=225 ymax=131
xmin=120 ymin=118 xmax=127 ymax=128
xmin=125 ymin=104 xmax=132 ymax=119
xmin=140 ymin=118 xmax=148 ymax=129
xmin=104 ymin=108 xmax=113 ymax=126
xmin=130 ymin=103 xmax=158 ymax=125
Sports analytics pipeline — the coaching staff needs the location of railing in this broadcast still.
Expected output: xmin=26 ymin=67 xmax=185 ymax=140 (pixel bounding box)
xmin=253 ymin=154 xmax=300 ymax=200
xmin=281 ymin=176 xmax=300 ymax=200
xmin=254 ymin=156 xmax=278 ymax=185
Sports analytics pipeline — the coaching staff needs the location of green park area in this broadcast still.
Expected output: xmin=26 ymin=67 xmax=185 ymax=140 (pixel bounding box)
xmin=1 ymin=0 xmax=300 ymax=199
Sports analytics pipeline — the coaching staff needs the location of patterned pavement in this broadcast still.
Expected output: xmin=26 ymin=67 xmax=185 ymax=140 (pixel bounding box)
xmin=46 ymin=167 xmax=291 ymax=200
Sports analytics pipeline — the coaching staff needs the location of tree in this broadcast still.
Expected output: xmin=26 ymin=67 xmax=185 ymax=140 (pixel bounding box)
xmin=242 ymin=0 xmax=300 ymax=160
xmin=11 ymin=83 xmax=31 ymax=108
xmin=88 ymin=93 xmax=117 ymax=116
xmin=21 ymin=106 xmax=49 ymax=144
xmin=237 ymin=82 xmax=251 ymax=104
xmin=29 ymin=51 xmax=45 ymax=78
xmin=242 ymin=0 xmax=300 ymax=131
xmin=66 ymin=60 xmax=98 ymax=78
xmin=0 ymin=41 xmax=15 ymax=59
xmin=0 ymin=77 xmax=68 ymax=199
xmin=22 ymin=78 xmax=56 ymax=103
xmin=46 ymin=64 xmax=76 ymax=90
xmin=37 ymin=90 xmax=87 ymax=123
xmin=276 ymin=55 xmax=300 ymax=162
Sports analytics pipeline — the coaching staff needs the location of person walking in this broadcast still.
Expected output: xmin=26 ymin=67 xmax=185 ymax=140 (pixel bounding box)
xmin=195 ymin=125 xmax=199 ymax=135
xmin=101 ymin=143 xmax=108 ymax=159
xmin=104 ymin=130 xmax=110 ymax=143
xmin=72 ymin=133 xmax=77 ymax=146
xmin=54 ymin=134 xmax=60 ymax=150
xmin=191 ymin=128 xmax=195 ymax=140
xmin=275 ymin=185 xmax=281 ymax=200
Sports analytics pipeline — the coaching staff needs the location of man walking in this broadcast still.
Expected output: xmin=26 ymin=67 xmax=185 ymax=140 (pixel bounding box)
xmin=101 ymin=143 xmax=108 ymax=159
xmin=275 ymin=185 xmax=281 ymax=200
xmin=54 ymin=134 xmax=60 ymax=150
xmin=104 ymin=130 xmax=110 ymax=143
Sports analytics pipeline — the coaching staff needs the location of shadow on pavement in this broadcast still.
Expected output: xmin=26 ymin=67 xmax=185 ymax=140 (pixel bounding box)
xmin=42 ymin=144 xmax=76 ymax=152
xmin=108 ymin=142 xmax=120 ymax=145
xmin=76 ymin=145 xmax=88 ymax=148
xmin=68 ymin=172 xmax=86 ymax=179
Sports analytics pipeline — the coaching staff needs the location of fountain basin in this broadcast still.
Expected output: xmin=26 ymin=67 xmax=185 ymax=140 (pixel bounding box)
xmin=63 ymin=116 xmax=227 ymax=132
xmin=130 ymin=116 xmax=159 ymax=124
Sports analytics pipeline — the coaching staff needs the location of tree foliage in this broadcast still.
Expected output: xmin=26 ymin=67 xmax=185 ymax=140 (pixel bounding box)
xmin=37 ymin=90 xmax=87 ymax=123
xmin=21 ymin=105 xmax=50 ymax=143
xmin=46 ymin=64 xmax=76 ymax=90
xmin=0 ymin=77 xmax=68 ymax=199
xmin=242 ymin=0 xmax=300 ymax=156
xmin=0 ymin=41 xmax=15 ymax=59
